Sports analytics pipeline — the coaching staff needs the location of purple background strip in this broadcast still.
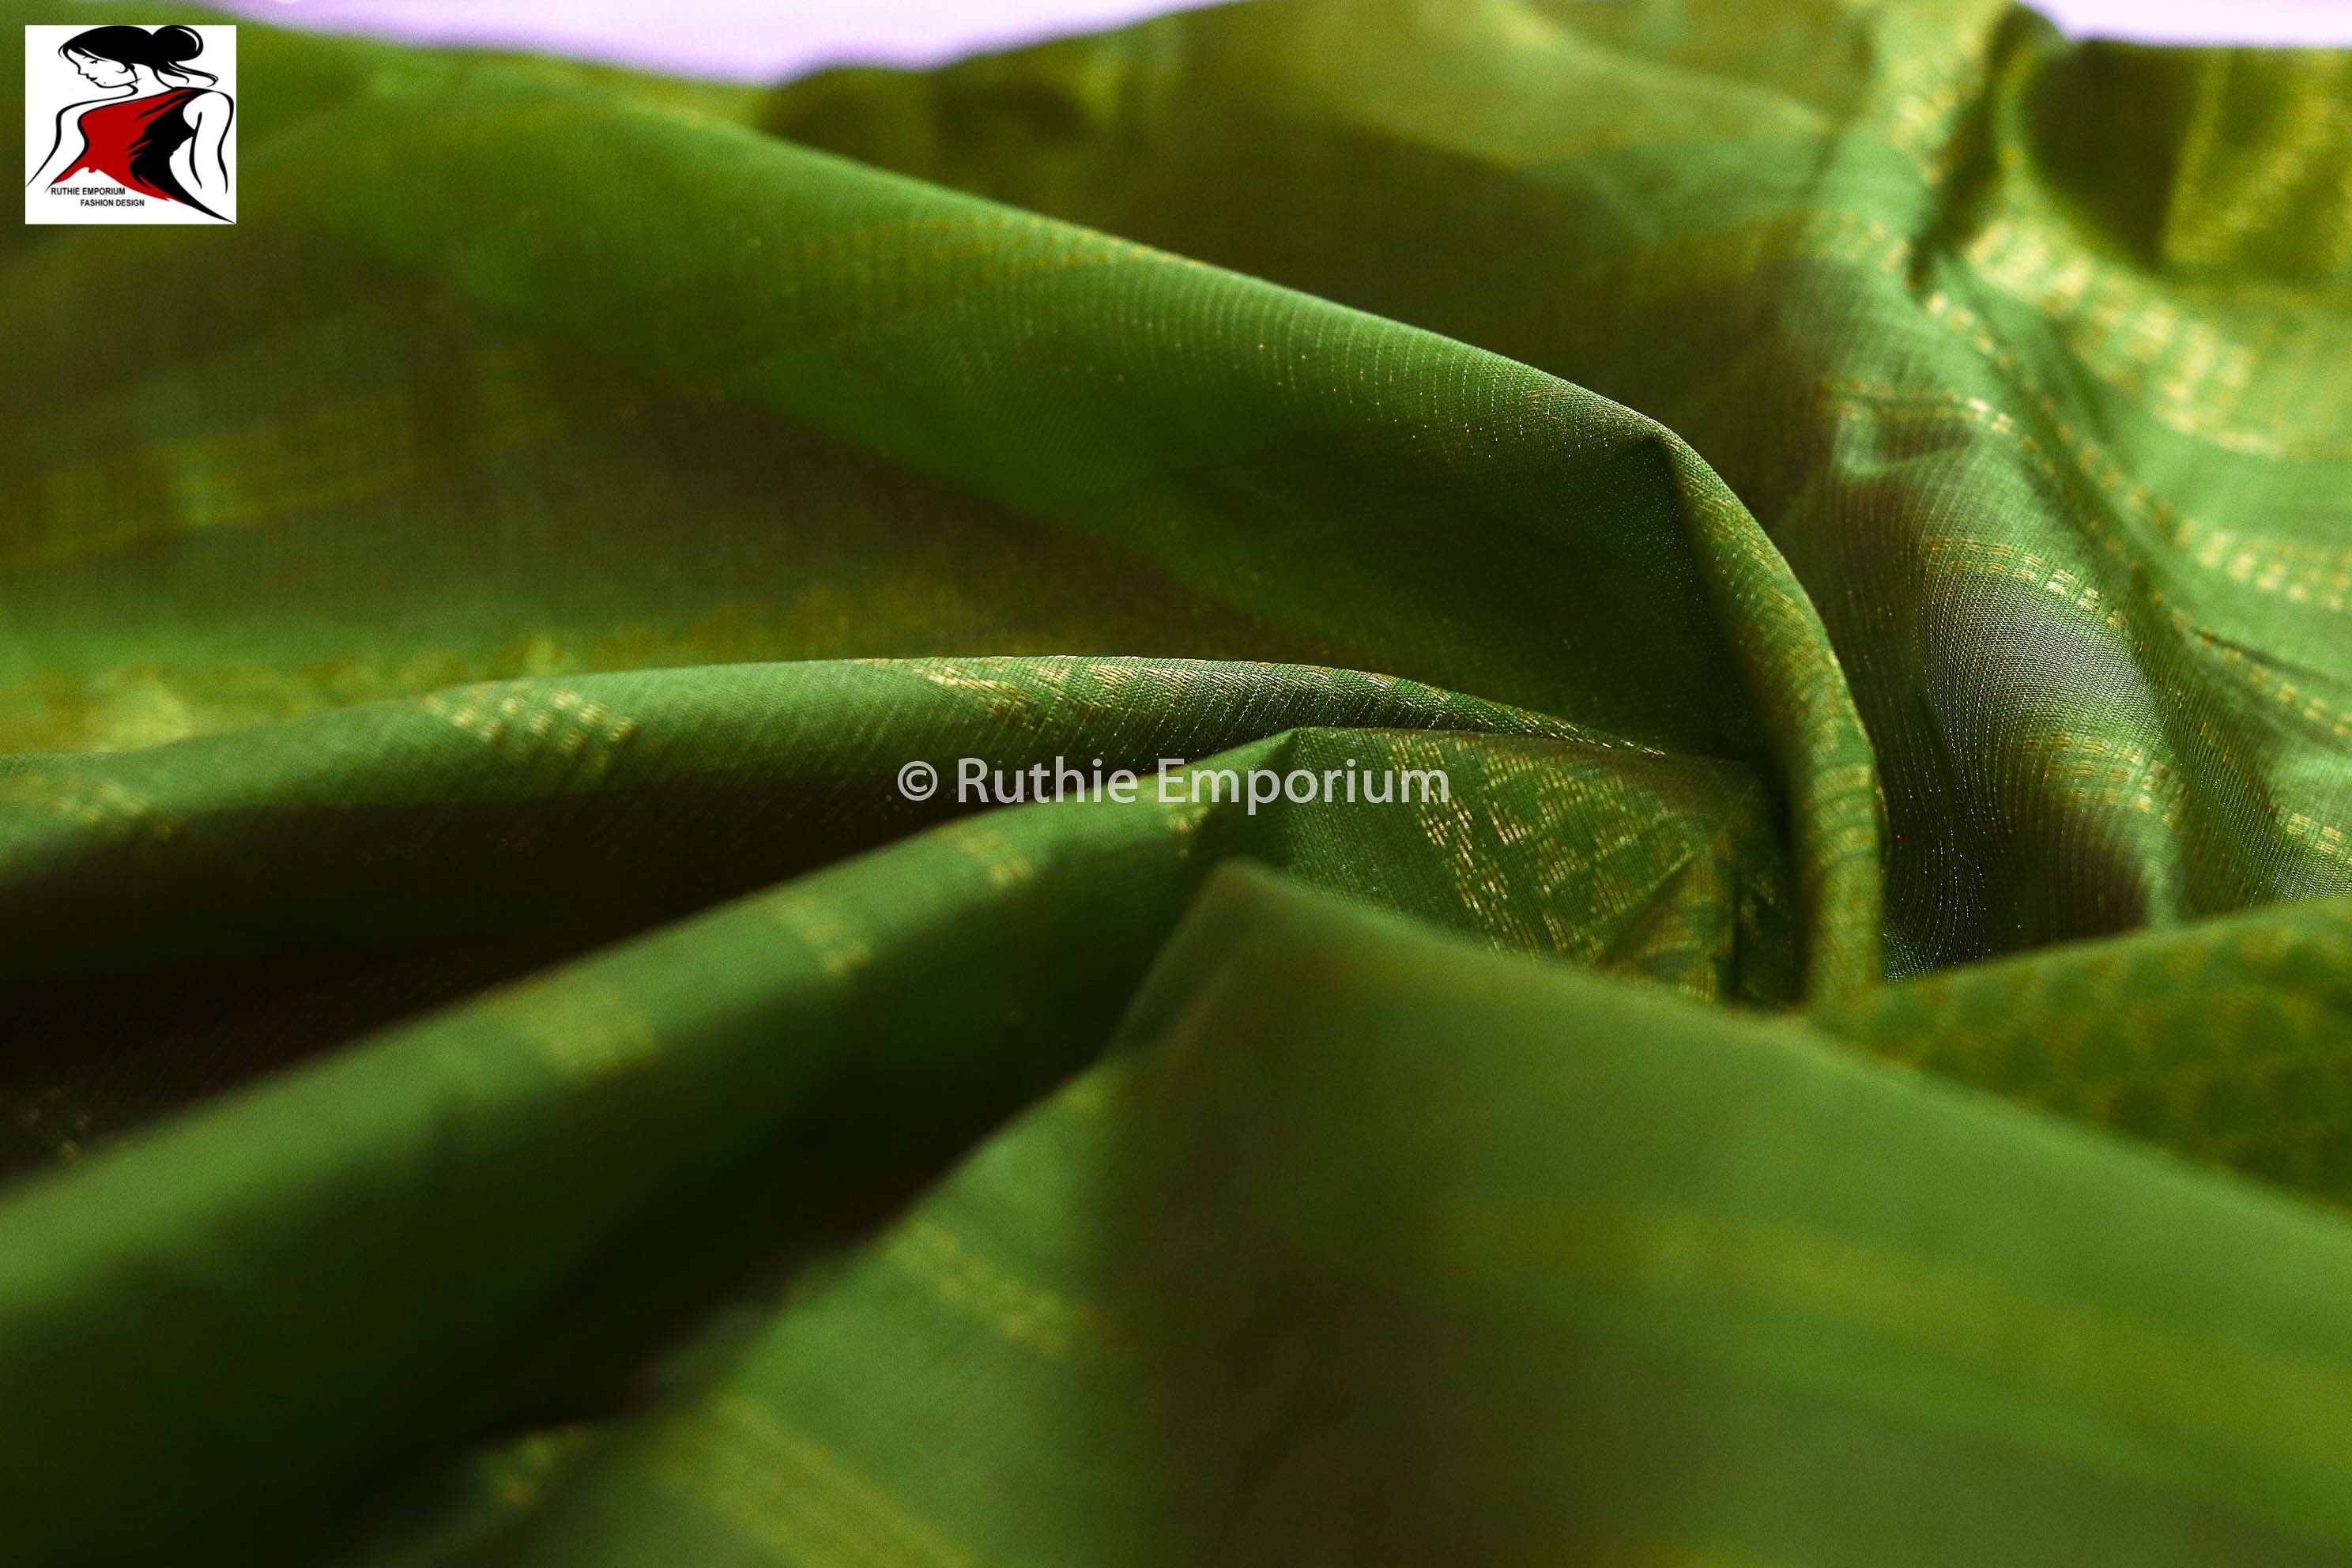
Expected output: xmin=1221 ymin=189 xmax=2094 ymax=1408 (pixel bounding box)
xmin=204 ymin=0 xmax=1234 ymax=81
xmin=203 ymin=0 xmax=2352 ymax=83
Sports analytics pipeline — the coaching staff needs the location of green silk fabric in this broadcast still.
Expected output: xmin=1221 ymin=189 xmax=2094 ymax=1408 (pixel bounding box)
xmin=9 ymin=0 xmax=2352 ymax=1560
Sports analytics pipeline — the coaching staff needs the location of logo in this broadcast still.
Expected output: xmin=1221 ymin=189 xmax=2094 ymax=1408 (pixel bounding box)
xmin=24 ymin=24 xmax=236 ymax=224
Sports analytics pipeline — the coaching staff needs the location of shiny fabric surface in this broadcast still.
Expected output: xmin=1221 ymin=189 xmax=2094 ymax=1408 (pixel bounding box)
xmin=7 ymin=1 xmax=2352 ymax=1562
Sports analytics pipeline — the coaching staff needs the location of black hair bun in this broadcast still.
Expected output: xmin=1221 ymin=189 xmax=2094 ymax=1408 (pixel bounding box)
xmin=153 ymin=24 xmax=204 ymax=62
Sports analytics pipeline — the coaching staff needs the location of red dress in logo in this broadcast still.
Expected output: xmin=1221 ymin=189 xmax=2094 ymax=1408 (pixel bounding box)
xmin=52 ymin=88 xmax=206 ymax=206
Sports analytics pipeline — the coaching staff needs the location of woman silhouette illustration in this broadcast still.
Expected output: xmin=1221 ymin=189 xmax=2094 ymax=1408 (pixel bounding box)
xmin=26 ymin=25 xmax=233 ymax=221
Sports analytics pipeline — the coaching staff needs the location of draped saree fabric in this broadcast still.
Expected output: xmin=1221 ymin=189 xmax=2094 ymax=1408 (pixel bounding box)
xmin=6 ymin=0 xmax=2352 ymax=1561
